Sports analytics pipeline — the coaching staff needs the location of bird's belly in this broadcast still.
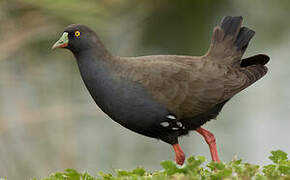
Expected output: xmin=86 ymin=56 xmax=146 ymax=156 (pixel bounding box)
xmin=84 ymin=76 xmax=170 ymax=138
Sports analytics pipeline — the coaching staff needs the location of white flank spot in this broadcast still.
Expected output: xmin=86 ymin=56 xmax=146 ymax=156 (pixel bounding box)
xmin=167 ymin=115 xmax=176 ymax=120
xmin=160 ymin=122 xmax=169 ymax=127
xmin=172 ymin=127 xmax=179 ymax=130
xmin=176 ymin=122 xmax=182 ymax=127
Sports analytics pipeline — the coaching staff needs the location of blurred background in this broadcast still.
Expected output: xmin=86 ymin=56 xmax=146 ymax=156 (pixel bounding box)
xmin=0 ymin=0 xmax=289 ymax=179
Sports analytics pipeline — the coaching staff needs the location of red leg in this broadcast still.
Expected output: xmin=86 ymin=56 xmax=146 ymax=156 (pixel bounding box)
xmin=196 ymin=127 xmax=220 ymax=162
xmin=172 ymin=144 xmax=185 ymax=165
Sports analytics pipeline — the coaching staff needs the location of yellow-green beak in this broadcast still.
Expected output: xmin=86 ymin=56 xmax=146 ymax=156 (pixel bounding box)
xmin=52 ymin=32 xmax=69 ymax=50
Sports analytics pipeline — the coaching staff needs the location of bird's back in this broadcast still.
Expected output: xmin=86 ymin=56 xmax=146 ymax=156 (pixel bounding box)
xmin=111 ymin=16 xmax=269 ymax=122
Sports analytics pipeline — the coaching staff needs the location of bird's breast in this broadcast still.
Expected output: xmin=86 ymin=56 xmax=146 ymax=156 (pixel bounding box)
xmin=76 ymin=57 xmax=169 ymax=134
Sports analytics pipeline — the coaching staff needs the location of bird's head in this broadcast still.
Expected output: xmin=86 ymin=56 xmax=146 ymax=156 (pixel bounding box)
xmin=52 ymin=24 xmax=104 ymax=54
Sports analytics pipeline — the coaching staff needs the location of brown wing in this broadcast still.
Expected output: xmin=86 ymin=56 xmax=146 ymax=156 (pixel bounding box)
xmin=108 ymin=16 xmax=268 ymax=120
xmin=112 ymin=55 xmax=252 ymax=119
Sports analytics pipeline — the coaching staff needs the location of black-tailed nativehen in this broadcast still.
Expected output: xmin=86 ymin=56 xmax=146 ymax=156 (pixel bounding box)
xmin=52 ymin=16 xmax=269 ymax=165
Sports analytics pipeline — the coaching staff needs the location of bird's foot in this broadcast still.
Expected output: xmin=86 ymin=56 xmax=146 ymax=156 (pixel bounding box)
xmin=172 ymin=144 xmax=185 ymax=165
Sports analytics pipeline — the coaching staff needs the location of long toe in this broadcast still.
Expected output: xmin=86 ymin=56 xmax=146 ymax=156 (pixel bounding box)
xmin=175 ymin=153 xmax=185 ymax=165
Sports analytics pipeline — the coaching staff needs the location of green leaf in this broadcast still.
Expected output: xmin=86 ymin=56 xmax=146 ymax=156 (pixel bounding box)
xmin=278 ymin=165 xmax=290 ymax=175
xmin=160 ymin=160 xmax=179 ymax=175
xmin=98 ymin=171 xmax=113 ymax=180
xmin=269 ymin=150 xmax=288 ymax=164
xmin=255 ymin=174 xmax=267 ymax=180
xmin=263 ymin=164 xmax=280 ymax=178
xmin=34 ymin=150 xmax=290 ymax=180
xmin=131 ymin=167 xmax=146 ymax=176
xmin=207 ymin=161 xmax=225 ymax=171
xmin=116 ymin=169 xmax=130 ymax=177
xmin=216 ymin=168 xmax=232 ymax=178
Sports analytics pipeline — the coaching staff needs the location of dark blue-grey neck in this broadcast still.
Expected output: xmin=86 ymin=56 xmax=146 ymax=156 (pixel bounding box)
xmin=72 ymin=46 xmax=116 ymax=113
xmin=71 ymin=40 xmax=112 ymax=61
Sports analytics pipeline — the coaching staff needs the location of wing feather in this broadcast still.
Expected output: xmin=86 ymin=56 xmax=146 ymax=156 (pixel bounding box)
xmin=112 ymin=55 xmax=257 ymax=119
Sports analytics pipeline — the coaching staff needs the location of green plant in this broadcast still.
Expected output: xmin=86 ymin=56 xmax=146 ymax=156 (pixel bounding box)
xmin=34 ymin=150 xmax=290 ymax=180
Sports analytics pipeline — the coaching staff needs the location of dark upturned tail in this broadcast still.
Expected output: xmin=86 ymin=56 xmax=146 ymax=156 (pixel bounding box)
xmin=240 ymin=54 xmax=269 ymax=86
xmin=206 ymin=16 xmax=258 ymax=67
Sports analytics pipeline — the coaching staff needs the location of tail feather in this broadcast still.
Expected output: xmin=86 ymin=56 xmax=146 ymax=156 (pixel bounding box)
xmin=223 ymin=64 xmax=268 ymax=101
xmin=221 ymin=16 xmax=242 ymax=38
xmin=240 ymin=54 xmax=269 ymax=67
xmin=206 ymin=16 xmax=256 ymax=67
xmin=235 ymin=27 xmax=255 ymax=52
xmin=239 ymin=54 xmax=269 ymax=85
xmin=241 ymin=65 xmax=268 ymax=85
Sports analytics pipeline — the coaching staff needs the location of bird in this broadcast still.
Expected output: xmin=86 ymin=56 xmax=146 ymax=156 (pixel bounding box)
xmin=52 ymin=16 xmax=269 ymax=165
